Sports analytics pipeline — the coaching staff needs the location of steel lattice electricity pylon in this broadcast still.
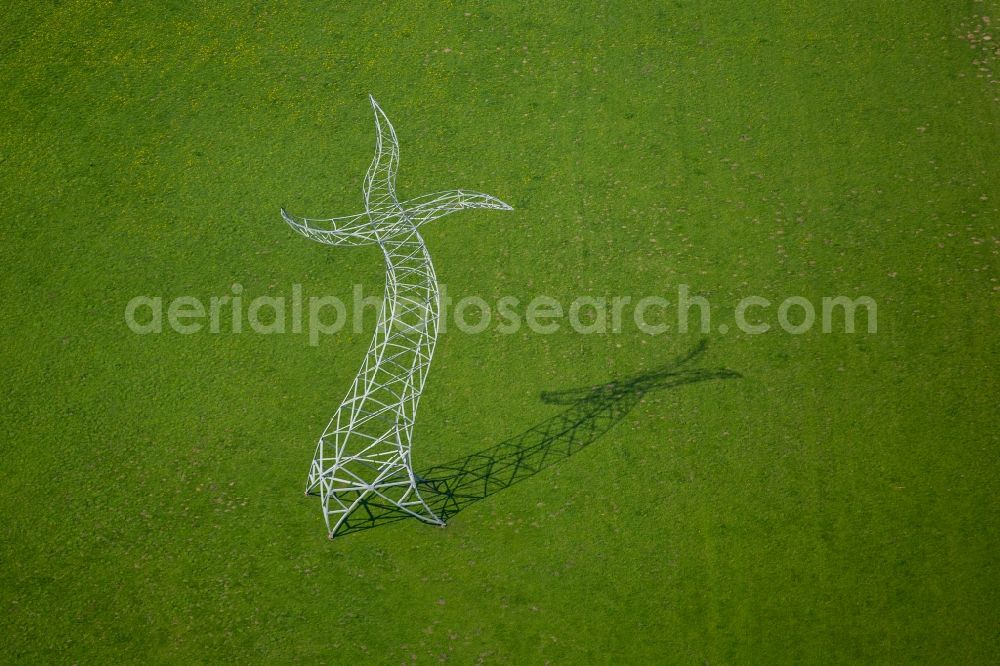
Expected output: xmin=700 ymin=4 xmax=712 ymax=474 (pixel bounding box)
xmin=280 ymin=96 xmax=512 ymax=538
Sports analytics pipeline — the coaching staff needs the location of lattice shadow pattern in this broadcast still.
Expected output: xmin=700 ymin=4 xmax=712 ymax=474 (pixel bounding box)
xmin=329 ymin=340 xmax=741 ymax=537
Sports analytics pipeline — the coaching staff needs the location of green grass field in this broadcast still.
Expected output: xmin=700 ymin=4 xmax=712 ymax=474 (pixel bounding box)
xmin=2 ymin=1 xmax=998 ymax=662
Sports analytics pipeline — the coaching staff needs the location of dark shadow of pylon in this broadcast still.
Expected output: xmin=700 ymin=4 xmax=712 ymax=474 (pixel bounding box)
xmin=328 ymin=339 xmax=740 ymax=537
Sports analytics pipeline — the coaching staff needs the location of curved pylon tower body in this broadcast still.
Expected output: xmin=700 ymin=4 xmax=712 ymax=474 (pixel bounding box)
xmin=281 ymin=96 xmax=511 ymax=538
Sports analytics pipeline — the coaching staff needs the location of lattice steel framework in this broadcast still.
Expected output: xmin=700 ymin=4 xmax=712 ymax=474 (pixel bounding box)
xmin=280 ymin=96 xmax=512 ymax=538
